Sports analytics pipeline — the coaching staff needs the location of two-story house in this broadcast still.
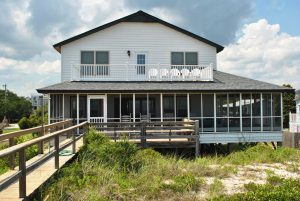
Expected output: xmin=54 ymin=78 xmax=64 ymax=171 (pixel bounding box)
xmin=37 ymin=11 xmax=293 ymax=144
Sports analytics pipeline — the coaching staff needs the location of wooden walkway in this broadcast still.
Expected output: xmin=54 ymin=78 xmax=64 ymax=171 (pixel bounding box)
xmin=0 ymin=138 xmax=83 ymax=201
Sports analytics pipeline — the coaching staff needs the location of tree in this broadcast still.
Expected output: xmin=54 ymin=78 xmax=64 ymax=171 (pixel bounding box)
xmin=0 ymin=89 xmax=32 ymax=123
xmin=282 ymin=84 xmax=296 ymax=128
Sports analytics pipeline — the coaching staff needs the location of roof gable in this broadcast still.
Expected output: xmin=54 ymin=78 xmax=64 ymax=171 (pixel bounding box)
xmin=53 ymin=10 xmax=224 ymax=53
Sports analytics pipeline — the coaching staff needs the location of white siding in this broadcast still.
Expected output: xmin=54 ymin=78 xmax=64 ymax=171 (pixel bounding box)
xmin=61 ymin=22 xmax=217 ymax=82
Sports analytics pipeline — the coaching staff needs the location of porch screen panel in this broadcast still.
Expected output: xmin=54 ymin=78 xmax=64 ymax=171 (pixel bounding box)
xmin=229 ymin=94 xmax=240 ymax=131
xmin=262 ymin=93 xmax=272 ymax=131
xmin=190 ymin=94 xmax=202 ymax=130
xmin=176 ymin=94 xmax=187 ymax=120
xmin=121 ymin=94 xmax=133 ymax=121
xmin=272 ymin=93 xmax=281 ymax=131
xmin=202 ymin=94 xmax=214 ymax=132
xmin=107 ymin=94 xmax=119 ymax=122
xmin=241 ymin=94 xmax=251 ymax=131
xmin=252 ymin=93 xmax=261 ymax=131
xmin=148 ymin=94 xmax=160 ymax=121
xmin=70 ymin=96 xmax=87 ymax=122
xmin=50 ymin=94 xmax=63 ymax=123
xmin=135 ymin=94 xmax=148 ymax=121
xmin=163 ymin=94 xmax=175 ymax=121
xmin=216 ymin=94 xmax=228 ymax=132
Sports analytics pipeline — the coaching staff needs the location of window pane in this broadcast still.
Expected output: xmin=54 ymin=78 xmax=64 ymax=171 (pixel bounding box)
xmin=137 ymin=54 xmax=146 ymax=64
xmin=241 ymin=94 xmax=251 ymax=117
xmin=176 ymin=95 xmax=187 ymax=118
xmin=216 ymin=94 xmax=227 ymax=117
xmin=252 ymin=94 xmax=261 ymax=116
xmin=203 ymin=94 xmax=214 ymax=117
xmin=96 ymin=51 xmax=109 ymax=64
xmin=272 ymin=93 xmax=281 ymax=116
xmin=81 ymin=51 xmax=94 ymax=64
xmin=90 ymin=99 xmax=103 ymax=117
xmin=121 ymin=94 xmax=133 ymax=117
xmin=171 ymin=52 xmax=184 ymax=65
xmin=185 ymin=52 xmax=198 ymax=65
xmin=263 ymin=94 xmax=271 ymax=116
xmin=229 ymin=94 xmax=240 ymax=117
xmin=190 ymin=94 xmax=201 ymax=117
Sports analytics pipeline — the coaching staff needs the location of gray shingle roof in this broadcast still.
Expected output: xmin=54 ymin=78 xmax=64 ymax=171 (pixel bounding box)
xmin=37 ymin=70 xmax=293 ymax=93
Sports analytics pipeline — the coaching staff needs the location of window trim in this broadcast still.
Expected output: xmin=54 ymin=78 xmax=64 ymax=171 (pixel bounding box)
xmin=171 ymin=51 xmax=198 ymax=65
xmin=80 ymin=50 xmax=110 ymax=65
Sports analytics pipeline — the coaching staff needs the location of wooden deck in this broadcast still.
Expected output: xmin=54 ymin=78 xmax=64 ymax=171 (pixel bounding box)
xmin=0 ymin=138 xmax=83 ymax=201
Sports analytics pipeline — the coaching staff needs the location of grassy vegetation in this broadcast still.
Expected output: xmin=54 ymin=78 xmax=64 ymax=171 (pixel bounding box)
xmin=3 ymin=127 xmax=20 ymax=134
xmin=38 ymin=129 xmax=300 ymax=200
xmin=214 ymin=176 xmax=300 ymax=200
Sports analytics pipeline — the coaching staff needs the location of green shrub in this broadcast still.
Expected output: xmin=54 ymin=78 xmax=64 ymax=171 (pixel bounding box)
xmin=18 ymin=117 xmax=31 ymax=129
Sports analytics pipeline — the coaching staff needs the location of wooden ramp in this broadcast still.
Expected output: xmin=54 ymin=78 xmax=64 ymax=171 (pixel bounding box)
xmin=0 ymin=139 xmax=83 ymax=201
xmin=0 ymin=121 xmax=88 ymax=200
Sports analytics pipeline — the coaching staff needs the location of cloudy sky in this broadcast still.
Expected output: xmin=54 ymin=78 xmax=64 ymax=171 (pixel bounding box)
xmin=0 ymin=0 xmax=300 ymax=96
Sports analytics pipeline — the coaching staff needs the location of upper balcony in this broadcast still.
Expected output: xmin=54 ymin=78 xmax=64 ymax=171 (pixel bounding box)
xmin=71 ymin=63 xmax=214 ymax=82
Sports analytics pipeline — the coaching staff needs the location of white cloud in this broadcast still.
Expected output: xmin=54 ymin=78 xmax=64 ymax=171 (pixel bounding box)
xmin=218 ymin=19 xmax=300 ymax=90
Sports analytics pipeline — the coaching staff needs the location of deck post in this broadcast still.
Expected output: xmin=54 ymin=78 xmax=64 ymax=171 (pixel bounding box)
xmin=141 ymin=121 xmax=147 ymax=148
xmin=160 ymin=93 xmax=163 ymax=122
xmin=77 ymin=93 xmax=79 ymax=135
xmin=19 ymin=148 xmax=26 ymax=198
xmin=9 ymin=138 xmax=15 ymax=170
xmin=54 ymin=136 xmax=59 ymax=169
xmin=195 ymin=120 xmax=200 ymax=157
xmin=72 ymin=128 xmax=76 ymax=154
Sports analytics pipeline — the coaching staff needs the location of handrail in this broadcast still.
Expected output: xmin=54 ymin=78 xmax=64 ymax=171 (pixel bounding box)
xmin=0 ymin=121 xmax=87 ymax=158
xmin=0 ymin=119 xmax=73 ymax=141
xmin=0 ymin=121 xmax=88 ymax=198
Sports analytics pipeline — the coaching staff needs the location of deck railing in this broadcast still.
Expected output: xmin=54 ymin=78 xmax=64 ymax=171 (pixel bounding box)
xmin=72 ymin=63 xmax=213 ymax=81
xmin=0 ymin=121 xmax=88 ymax=198
xmin=289 ymin=112 xmax=300 ymax=132
xmin=0 ymin=119 xmax=73 ymax=170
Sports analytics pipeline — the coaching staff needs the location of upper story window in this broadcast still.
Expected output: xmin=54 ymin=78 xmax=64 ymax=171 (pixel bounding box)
xmin=81 ymin=51 xmax=109 ymax=64
xmin=81 ymin=51 xmax=109 ymax=76
xmin=171 ymin=52 xmax=198 ymax=65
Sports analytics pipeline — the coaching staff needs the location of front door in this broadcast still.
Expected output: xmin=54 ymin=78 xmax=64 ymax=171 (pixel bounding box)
xmin=87 ymin=95 xmax=107 ymax=123
xmin=136 ymin=53 xmax=146 ymax=75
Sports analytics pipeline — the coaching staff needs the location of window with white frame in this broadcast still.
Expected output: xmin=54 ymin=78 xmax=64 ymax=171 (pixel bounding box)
xmin=80 ymin=51 xmax=109 ymax=75
xmin=171 ymin=52 xmax=198 ymax=67
xmin=136 ymin=53 xmax=146 ymax=75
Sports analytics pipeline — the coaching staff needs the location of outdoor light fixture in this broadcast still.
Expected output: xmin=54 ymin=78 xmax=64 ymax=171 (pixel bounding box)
xmin=127 ymin=50 xmax=131 ymax=57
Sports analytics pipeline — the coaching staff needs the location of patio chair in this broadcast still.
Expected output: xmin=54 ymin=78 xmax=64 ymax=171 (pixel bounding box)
xmin=169 ymin=69 xmax=180 ymax=80
xmin=181 ymin=69 xmax=190 ymax=80
xmin=191 ymin=68 xmax=201 ymax=81
xmin=121 ymin=114 xmax=131 ymax=122
xmin=140 ymin=113 xmax=151 ymax=122
xmin=148 ymin=68 xmax=158 ymax=80
xmin=160 ymin=68 xmax=169 ymax=80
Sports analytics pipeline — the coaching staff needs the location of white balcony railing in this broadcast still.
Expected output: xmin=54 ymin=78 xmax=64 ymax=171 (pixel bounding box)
xmin=289 ymin=112 xmax=300 ymax=132
xmin=71 ymin=63 xmax=214 ymax=81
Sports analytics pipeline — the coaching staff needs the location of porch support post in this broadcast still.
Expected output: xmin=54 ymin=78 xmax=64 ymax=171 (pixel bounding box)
xmin=77 ymin=93 xmax=79 ymax=134
xmin=174 ymin=94 xmax=176 ymax=121
xmin=250 ymin=93 xmax=253 ymax=132
xmin=271 ymin=93 xmax=273 ymax=131
xmin=187 ymin=93 xmax=190 ymax=120
xmin=260 ymin=93 xmax=263 ymax=132
xmin=160 ymin=93 xmax=163 ymax=122
xmin=240 ymin=93 xmax=242 ymax=132
xmin=48 ymin=94 xmax=51 ymax=124
xmin=119 ymin=94 xmax=122 ymax=122
xmin=62 ymin=94 xmax=65 ymax=121
xmin=214 ymin=93 xmax=216 ymax=132
xmin=147 ymin=93 xmax=149 ymax=117
xmin=133 ymin=93 xmax=136 ymax=122
xmin=281 ymin=93 xmax=283 ymax=131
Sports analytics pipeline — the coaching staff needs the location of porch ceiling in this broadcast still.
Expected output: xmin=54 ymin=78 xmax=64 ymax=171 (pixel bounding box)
xmin=37 ymin=70 xmax=293 ymax=93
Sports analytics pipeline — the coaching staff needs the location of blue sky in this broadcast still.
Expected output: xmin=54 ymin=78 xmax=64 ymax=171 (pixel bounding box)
xmin=0 ymin=0 xmax=299 ymax=96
